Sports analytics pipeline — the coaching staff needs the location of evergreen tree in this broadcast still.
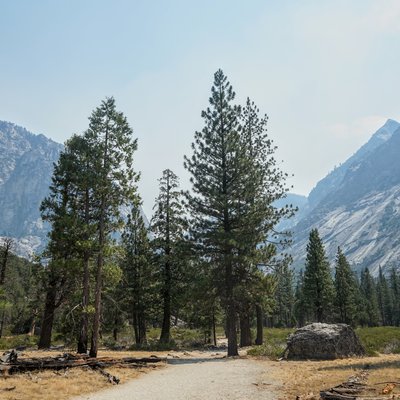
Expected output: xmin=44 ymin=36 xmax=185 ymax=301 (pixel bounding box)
xmin=376 ymin=266 xmax=393 ymax=326
xmin=184 ymin=70 xmax=250 ymax=356
xmin=184 ymin=70 xmax=292 ymax=356
xmin=121 ymin=201 xmax=154 ymax=345
xmin=293 ymin=269 xmax=307 ymax=327
xmin=334 ymin=247 xmax=357 ymax=325
xmin=84 ymin=97 xmax=139 ymax=357
xmin=389 ymin=267 xmax=400 ymax=326
xmin=151 ymin=169 xmax=187 ymax=344
xmin=359 ymin=268 xmax=380 ymax=326
xmin=303 ymin=229 xmax=334 ymax=322
xmin=238 ymin=97 xmax=294 ymax=343
xmin=38 ymin=137 xmax=87 ymax=348
xmin=274 ymin=263 xmax=295 ymax=327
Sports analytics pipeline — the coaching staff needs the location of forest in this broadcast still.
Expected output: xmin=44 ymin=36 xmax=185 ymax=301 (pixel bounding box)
xmin=0 ymin=70 xmax=399 ymax=358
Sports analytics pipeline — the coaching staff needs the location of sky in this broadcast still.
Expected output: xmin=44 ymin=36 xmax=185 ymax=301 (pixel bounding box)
xmin=1 ymin=0 xmax=400 ymax=216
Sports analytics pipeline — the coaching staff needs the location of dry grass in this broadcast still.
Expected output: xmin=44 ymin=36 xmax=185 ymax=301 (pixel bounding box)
xmin=265 ymin=354 xmax=400 ymax=399
xmin=0 ymin=350 xmax=167 ymax=400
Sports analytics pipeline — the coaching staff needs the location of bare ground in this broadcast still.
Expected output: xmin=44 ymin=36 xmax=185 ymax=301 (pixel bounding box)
xmin=72 ymin=356 xmax=280 ymax=400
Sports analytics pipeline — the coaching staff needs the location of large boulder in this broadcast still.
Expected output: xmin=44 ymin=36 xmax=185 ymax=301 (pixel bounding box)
xmin=286 ymin=323 xmax=365 ymax=360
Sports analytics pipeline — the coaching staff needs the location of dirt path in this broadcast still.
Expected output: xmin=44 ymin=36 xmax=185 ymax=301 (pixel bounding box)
xmin=73 ymin=357 xmax=280 ymax=400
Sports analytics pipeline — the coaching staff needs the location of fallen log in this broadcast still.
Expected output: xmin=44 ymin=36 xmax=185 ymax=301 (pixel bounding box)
xmin=0 ymin=352 xmax=165 ymax=376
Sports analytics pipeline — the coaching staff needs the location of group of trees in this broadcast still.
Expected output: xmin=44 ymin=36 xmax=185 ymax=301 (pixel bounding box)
xmin=270 ymin=228 xmax=400 ymax=328
xmin=2 ymin=71 xmax=400 ymax=357
xmin=0 ymin=70 xmax=293 ymax=357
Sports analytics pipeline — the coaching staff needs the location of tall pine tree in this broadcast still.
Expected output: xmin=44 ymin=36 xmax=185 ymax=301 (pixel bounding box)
xmin=334 ymin=247 xmax=357 ymax=325
xmin=184 ymin=70 xmax=292 ymax=355
xmin=151 ymin=169 xmax=187 ymax=343
xmin=121 ymin=201 xmax=154 ymax=345
xmin=84 ymin=97 xmax=139 ymax=357
xmin=303 ymin=229 xmax=334 ymax=323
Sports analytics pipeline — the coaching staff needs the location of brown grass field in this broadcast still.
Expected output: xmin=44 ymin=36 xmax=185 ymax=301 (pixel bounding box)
xmin=267 ymin=354 xmax=400 ymax=399
xmin=0 ymin=350 xmax=167 ymax=400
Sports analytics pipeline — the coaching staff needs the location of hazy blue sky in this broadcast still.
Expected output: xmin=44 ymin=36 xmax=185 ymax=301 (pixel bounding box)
xmin=1 ymin=0 xmax=400 ymax=215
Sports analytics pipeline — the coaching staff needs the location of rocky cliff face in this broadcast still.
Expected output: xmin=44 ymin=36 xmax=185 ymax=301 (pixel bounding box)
xmin=0 ymin=121 xmax=63 ymax=257
xmin=291 ymin=119 xmax=400 ymax=275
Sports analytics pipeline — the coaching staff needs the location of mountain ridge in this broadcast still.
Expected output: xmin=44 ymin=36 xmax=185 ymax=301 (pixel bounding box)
xmin=0 ymin=121 xmax=63 ymax=257
xmin=290 ymin=119 xmax=400 ymax=275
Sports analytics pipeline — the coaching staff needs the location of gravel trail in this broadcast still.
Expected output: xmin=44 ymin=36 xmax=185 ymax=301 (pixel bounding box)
xmin=73 ymin=357 xmax=279 ymax=400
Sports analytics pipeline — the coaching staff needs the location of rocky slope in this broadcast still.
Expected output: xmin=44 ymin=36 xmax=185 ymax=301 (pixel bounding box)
xmin=0 ymin=121 xmax=63 ymax=257
xmin=291 ymin=119 xmax=400 ymax=275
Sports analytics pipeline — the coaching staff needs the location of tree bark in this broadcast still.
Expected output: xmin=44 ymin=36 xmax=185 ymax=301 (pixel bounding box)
xmin=159 ymin=261 xmax=171 ymax=343
xmin=0 ymin=309 xmax=6 ymax=338
xmin=77 ymin=188 xmax=91 ymax=354
xmin=89 ymin=245 xmax=103 ymax=357
xmin=160 ymin=173 xmax=171 ymax=344
xmin=77 ymin=254 xmax=90 ymax=353
xmin=38 ymin=284 xmax=57 ymax=349
xmin=0 ymin=238 xmax=13 ymax=285
xmin=226 ymin=259 xmax=238 ymax=356
xmin=255 ymin=304 xmax=263 ymax=345
xmin=239 ymin=311 xmax=252 ymax=347
xmin=212 ymin=310 xmax=217 ymax=346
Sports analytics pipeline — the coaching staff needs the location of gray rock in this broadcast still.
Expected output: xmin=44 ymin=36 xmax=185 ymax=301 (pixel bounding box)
xmin=286 ymin=323 xmax=365 ymax=360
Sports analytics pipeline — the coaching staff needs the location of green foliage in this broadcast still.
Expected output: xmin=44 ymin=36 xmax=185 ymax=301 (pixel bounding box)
xmin=0 ymin=334 xmax=38 ymax=350
xmin=356 ymin=326 xmax=400 ymax=356
xmin=151 ymin=169 xmax=188 ymax=343
xmin=334 ymin=247 xmax=358 ymax=325
xmin=303 ymin=229 xmax=335 ymax=323
xmin=273 ymin=264 xmax=295 ymax=327
xmin=119 ymin=201 xmax=157 ymax=345
xmin=184 ymin=69 xmax=293 ymax=356
xmin=359 ymin=267 xmax=380 ymax=327
xmin=247 ymin=328 xmax=294 ymax=358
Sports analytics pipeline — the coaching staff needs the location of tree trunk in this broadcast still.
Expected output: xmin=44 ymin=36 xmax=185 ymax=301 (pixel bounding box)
xmin=38 ymin=284 xmax=57 ymax=349
xmin=239 ymin=311 xmax=252 ymax=347
xmin=133 ymin=310 xmax=139 ymax=344
xmin=0 ymin=309 xmax=6 ymax=338
xmin=226 ymin=259 xmax=238 ymax=356
xmin=89 ymin=248 xmax=103 ymax=357
xmin=28 ymin=308 xmax=38 ymax=336
xmin=159 ymin=261 xmax=171 ymax=343
xmin=77 ymin=250 xmax=90 ymax=353
xmin=212 ymin=309 xmax=217 ymax=346
xmin=255 ymin=304 xmax=263 ymax=345
xmin=138 ymin=310 xmax=146 ymax=344
xmin=226 ymin=301 xmax=238 ymax=356
xmin=0 ymin=238 xmax=13 ymax=285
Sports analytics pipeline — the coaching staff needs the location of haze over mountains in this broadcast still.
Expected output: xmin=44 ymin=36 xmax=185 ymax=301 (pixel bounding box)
xmin=289 ymin=118 xmax=400 ymax=275
xmin=0 ymin=121 xmax=62 ymax=256
xmin=1 ymin=118 xmax=400 ymax=275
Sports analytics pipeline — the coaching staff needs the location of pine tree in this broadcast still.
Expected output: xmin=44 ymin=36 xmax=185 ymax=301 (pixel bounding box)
xmin=303 ymin=229 xmax=334 ymax=323
xmin=334 ymin=247 xmax=357 ymax=325
xmin=389 ymin=267 xmax=400 ymax=326
xmin=359 ymin=268 xmax=380 ymax=326
xmin=238 ymin=97 xmax=294 ymax=343
xmin=84 ymin=97 xmax=139 ymax=357
xmin=121 ymin=201 xmax=154 ymax=345
xmin=184 ymin=70 xmax=292 ymax=355
xmin=274 ymin=263 xmax=295 ymax=327
xmin=38 ymin=137 xmax=87 ymax=349
xmin=151 ymin=169 xmax=187 ymax=344
xmin=184 ymin=70 xmax=249 ymax=356
xmin=293 ymin=269 xmax=307 ymax=327
xmin=376 ymin=266 xmax=393 ymax=326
